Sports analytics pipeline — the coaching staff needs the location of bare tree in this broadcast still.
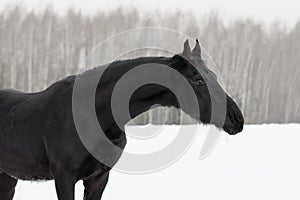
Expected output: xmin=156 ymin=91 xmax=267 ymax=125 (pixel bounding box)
xmin=0 ymin=6 xmax=299 ymax=124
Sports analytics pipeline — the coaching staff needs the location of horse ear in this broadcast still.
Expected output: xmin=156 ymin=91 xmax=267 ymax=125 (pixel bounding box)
xmin=182 ymin=39 xmax=191 ymax=55
xmin=192 ymin=39 xmax=201 ymax=56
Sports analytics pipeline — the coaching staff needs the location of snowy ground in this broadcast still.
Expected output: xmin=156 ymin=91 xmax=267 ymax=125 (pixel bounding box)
xmin=15 ymin=124 xmax=300 ymax=200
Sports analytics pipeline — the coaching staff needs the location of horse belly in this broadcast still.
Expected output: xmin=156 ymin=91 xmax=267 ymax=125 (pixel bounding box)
xmin=0 ymin=150 xmax=52 ymax=181
xmin=0 ymin=132 xmax=52 ymax=181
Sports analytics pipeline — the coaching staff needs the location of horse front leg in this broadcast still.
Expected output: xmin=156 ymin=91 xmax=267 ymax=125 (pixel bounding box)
xmin=83 ymin=172 xmax=110 ymax=200
xmin=54 ymin=171 xmax=77 ymax=200
xmin=0 ymin=173 xmax=18 ymax=200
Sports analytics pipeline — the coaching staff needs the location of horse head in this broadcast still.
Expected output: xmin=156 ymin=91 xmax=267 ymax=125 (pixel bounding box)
xmin=170 ymin=39 xmax=244 ymax=135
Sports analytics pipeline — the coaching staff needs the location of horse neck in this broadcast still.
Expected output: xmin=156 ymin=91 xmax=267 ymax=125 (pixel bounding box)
xmin=94 ymin=56 xmax=179 ymax=127
xmin=128 ymin=84 xmax=178 ymax=120
xmin=115 ymin=57 xmax=178 ymax=120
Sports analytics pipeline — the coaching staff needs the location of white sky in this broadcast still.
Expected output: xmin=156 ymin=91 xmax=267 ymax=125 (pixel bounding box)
xmin=0 ymin=0 xmax=299 ymax=27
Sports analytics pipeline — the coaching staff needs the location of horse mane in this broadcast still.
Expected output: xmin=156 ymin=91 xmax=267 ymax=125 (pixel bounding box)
xmin=79 ymin=56 xmax=171 ymax=77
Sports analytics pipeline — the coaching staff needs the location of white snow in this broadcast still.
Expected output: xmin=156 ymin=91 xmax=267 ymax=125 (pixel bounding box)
xmin=14 ymin=124 xmax=300 ymax=200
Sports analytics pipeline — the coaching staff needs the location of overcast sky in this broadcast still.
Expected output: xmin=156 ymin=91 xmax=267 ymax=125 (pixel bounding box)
xmin=0 ymin=0 xmax=299 ymax=27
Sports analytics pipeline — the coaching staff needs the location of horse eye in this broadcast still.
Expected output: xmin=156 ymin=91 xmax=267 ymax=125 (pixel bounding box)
xmin=196 ymin=79 xmax=205 ymax=86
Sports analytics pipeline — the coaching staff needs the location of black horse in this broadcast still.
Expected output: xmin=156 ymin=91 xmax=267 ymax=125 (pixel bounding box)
xmin=0 ymin=40 xmax=244 ymax=200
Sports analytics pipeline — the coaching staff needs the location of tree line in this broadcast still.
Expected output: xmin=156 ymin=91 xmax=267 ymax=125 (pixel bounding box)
xmin=0 ymin=7 xmax=299 ymax=124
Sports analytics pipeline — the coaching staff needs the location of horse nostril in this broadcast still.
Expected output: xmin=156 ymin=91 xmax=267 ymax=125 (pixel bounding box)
xmin=234 ymin=112 xmax=244 ymax=131
xmin=230 ymin=110 xmax=243 ymax=128
xmin=234 ymin=112 xmax=240 ymax=123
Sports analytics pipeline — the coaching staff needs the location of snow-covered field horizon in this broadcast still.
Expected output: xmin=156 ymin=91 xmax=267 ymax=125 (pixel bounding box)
xmin=15 ymin=124 xmax=300 ymax=200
